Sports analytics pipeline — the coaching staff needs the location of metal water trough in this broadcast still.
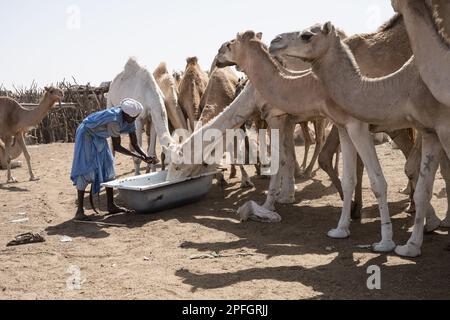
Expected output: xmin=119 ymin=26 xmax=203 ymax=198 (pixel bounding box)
xmin=101 ymin=171 xmax=217 ymax=214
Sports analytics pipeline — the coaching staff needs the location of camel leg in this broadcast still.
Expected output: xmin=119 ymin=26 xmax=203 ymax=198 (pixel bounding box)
xmin=303 ymin=120 xmax=325 ymax=178
xmin=352 ymin=156 xmax=364 ymax=220
xmin=4 ymin=136 xmax=17 ymax=183
xmin=300 ymin=122 xmax=312 ymax=173
xmin=229 ymin=165 xmax=237 ymax=179
xmin=440 ymin=154 xmax=450 ymax=228
xmin=389 ymin=129 xmax=417 ymax=214
xmin=277 ymin=116 xmax=296 ymax=204
xmin=327 ymin=126 xmax=357 ymax=239
xmin=132 ymin=120 xmax=144 ymax=176
xmin=404 ymin=136 xmax=421 ymax=214
xmin=319 ymin=125 xmax=344 ymax=198
xmin=15 ymin=133 xmax=38 ymax=181
xmin=292 ymin=125 xmax=302 ymax=178
xmin=0 ymin=140 xmax=22 ymax=170
xmin=148 ymin=123 xmax=158 ymax=173
xmin=262 ymin=115 xmax=292 ymax=210
xmin=404 ymin=136 xmax=442 ymax=232
xmin=396 ymin=132 xmax=442 ymax=258
xmin=239 ymin=165 xmax=254 ymax=189
xmin=319 ymin=125 xmax=363 ymax=219
xmin=347 ymin=123 xmax=395 ymax=252
xmin=334 ymin=147 xmax=340 ymax=175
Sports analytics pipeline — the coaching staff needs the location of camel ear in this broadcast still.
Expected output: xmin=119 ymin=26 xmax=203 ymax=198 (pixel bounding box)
xmin=322 ymin=21 xmax=335 ymax=35
xmin=44 ymin=87 xmax=50 ymax=92
xmin=256 ymin=32 xmax=263 ymax=40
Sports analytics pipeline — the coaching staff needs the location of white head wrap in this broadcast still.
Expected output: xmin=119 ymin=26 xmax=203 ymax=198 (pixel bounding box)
xmin=120 ymin=98 xmax=144 ymax=118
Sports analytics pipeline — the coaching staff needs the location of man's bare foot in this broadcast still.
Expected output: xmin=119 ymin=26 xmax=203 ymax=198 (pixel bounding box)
xmin=107 ymin=204 xmax=134 ymax=216
xmin=74 ymin=209 xmax=93 ymax=221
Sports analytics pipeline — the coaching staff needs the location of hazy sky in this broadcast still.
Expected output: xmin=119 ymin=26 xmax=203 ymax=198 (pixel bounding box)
xmin=0 ymin=0 xmax=395 ymax=89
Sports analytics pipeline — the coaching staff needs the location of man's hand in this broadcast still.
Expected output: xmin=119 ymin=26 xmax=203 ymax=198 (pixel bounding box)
xmin=141 ymin=155 xmax=159 ymax=165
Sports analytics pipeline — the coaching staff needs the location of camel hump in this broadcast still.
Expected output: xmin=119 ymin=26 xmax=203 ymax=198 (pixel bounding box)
xmin=124 ymin=57 xmax=141 ymax=73
xmin=154 ymin=62 xmax=169 ymax=79
xmin=186 ymin=57 xmax=198 ymax=65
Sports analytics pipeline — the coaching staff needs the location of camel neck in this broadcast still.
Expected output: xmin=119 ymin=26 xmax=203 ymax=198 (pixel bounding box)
xmin=238 ymin=41 xmax=322 ymax=112
xmin=20 ymin=95 xmax=56 ymax=129
xmin=313 ymin=38 xmax=416 ymax=124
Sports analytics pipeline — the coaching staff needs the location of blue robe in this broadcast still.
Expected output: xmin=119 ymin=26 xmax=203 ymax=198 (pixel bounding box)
xmin=70 ymin=108 xmax=136 ymax=194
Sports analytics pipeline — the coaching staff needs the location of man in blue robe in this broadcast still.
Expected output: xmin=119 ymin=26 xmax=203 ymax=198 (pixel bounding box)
xmin=70 ymin=98 xmax=156 ymax=220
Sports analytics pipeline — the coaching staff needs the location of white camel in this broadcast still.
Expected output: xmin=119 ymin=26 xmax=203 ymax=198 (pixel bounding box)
xmin=107 ymin=58 xmax=178 ymax=175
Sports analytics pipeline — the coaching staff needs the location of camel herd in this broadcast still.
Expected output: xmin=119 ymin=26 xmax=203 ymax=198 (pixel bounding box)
xmin=1 ymin=0 xmax=450 ymax=258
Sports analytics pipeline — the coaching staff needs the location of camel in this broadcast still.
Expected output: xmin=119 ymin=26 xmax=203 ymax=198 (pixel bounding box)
xmin=166 ymin=81 xmax=300 ymax=212
xmin=0 ymin=87 xmax=63 ymax=183
xmin=178 ymin=57 xmax=209 ymax=131
xmin=0 ymin=139 xmax=23 ymax=170
xmin=215 ymin=30 xmax=432 ymax=254
xmin=271 ymin=14 xmax=421 ymax=217
xmin=195 ymin=66 xmax=255 ymax=188
xmin=272 ymin=54 xmax=335 ymax=179
xmin=108 ymin=58 xmax=175 ymax=175
xmin=392 ymin=0 xmax=450 ymax=107
xmin=153 ymin=62 xmax=188 ymax=131
xmin=280 ymin=22 xmax=450 ymax=257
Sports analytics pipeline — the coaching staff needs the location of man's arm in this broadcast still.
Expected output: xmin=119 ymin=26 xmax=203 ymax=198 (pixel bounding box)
xmin=111 ymin=136 xmax=149 ymax=162
xmin=129 ymin=132 xmax=150 ymax=158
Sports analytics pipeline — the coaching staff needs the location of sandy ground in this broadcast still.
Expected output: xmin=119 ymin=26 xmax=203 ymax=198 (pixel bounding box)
xmin=0 ymin=140 xmax=449 ymax=300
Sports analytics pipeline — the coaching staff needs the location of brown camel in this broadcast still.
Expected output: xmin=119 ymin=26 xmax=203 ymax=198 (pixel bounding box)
xmin=153 ymin=62 xmax=188 ymax=131
xmin=178 ymin=57 xmax=209 ymax=131
xmin=196 ymin=66 xmax=256 ymax=188
xmin=0 ymin=139 xmax=22 ymax=170
xmin=0 ymin=87 xmax=63 ymax=183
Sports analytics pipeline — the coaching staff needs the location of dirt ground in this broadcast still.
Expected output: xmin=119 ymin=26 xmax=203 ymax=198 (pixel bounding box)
xmin=0 ymin=140 xmax=449 ymax=300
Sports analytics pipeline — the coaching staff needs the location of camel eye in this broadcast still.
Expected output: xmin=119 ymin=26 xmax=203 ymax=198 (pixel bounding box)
xmin=301 ymin=34 xmax=313 ymax=42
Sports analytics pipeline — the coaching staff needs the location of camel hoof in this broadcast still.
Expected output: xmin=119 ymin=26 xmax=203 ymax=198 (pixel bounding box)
xmin=372 ymin=240 xmax=396 ymax=253
xmin=395 ymin=243 xmax=421 ymax=258
xmin=229 ymin=173 xmax=237 ymax=180
xmin=7 ymin=177 xmax=18 ymax=184
xmin=440 ymin=217 xmax=450 ymax=228
xmin=29 ymin=176 xmax=40 ymax=182
xmin=240 ymin=180 xmax=255 ymax=189
xmin=425 ymin=215 xmax=442 ymax=234
xmin=327 ymin=228 xmax=350 ymax=239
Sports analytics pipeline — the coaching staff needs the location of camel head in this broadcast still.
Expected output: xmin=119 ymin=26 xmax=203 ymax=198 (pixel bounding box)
xmin=215 ymin=31 xmax=263 ymax=68
xmin=269 ymin=32 xmax=308 ymax=66
xmin=185 ymin=57 xmax=199 ymax=68
xmin=275 ymin=22 xmax=340 ymax=63
xmin=43 ymin=87 xmax=64 ymax=108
